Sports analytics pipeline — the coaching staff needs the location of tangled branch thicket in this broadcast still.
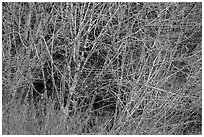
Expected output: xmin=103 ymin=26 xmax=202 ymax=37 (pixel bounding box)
xmin=2 ymin=2 xmax=202 ymax=135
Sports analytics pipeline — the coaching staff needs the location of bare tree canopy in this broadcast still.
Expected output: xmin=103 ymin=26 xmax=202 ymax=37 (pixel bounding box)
xmin=2 ymin=2 xmax=202 ymax=135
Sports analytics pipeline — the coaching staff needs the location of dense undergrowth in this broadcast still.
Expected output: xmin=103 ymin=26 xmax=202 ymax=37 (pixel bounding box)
xmin=2 ymin=2 xmax=202 ymax=135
